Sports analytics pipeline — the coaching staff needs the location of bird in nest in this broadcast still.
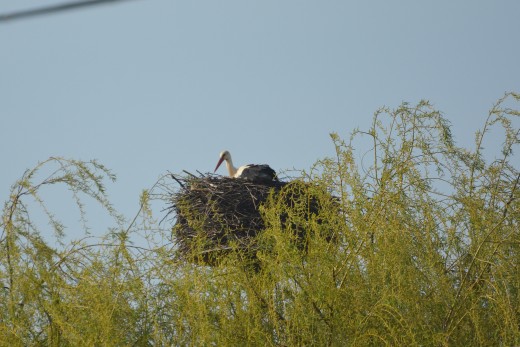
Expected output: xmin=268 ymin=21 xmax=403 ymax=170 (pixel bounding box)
xmin=214 ymin=150 xmax=278 ymax=183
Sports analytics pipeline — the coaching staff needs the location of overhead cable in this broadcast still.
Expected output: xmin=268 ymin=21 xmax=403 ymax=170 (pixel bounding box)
xmin=0 ymin=0 xmax=138 ymax=22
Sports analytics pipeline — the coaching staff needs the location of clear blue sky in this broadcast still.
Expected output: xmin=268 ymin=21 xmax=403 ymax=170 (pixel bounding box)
xmin=1 ymin=1 xmax=519 ymax=240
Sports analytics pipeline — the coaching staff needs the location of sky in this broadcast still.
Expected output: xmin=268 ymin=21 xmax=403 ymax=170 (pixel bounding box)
xmin=1 ymin=1 xmax=519 ymax=242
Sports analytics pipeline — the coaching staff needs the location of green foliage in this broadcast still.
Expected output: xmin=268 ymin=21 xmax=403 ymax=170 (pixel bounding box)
xmin=1 ymin=94 xmax=519 ymax=346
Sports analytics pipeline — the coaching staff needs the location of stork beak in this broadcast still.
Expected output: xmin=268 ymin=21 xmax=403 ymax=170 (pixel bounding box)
xmin=214 ymin=156 xmax=225 ymax=173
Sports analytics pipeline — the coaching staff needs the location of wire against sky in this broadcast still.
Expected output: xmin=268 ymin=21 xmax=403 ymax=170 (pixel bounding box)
xmin=0 ymin=0 xmax=139 ymax=22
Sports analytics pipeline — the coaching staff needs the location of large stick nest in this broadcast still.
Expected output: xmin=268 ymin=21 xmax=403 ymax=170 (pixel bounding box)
xmin=166 ymin=173 xmax=335 ymax=266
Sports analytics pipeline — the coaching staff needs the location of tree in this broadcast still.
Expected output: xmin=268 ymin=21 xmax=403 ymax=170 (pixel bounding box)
xmin=1 ymin=93 xmax=518 ymax=346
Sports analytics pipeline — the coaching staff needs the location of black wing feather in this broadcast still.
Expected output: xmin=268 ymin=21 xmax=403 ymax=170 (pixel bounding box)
xmin=238 ymin=164 xmax=278 ymax=183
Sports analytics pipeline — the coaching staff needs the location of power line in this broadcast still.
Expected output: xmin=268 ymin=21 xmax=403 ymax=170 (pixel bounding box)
xmin=0 ymin=0 xmax=139 ymax=23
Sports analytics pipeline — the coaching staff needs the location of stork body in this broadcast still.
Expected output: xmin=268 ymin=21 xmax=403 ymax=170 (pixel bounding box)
xmin=214 ymin=150 xmax=277 ymax=183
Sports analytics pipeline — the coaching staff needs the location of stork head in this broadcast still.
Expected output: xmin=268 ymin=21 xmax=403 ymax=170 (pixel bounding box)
xmin=214 ymin=150 xmax=231 ymax=173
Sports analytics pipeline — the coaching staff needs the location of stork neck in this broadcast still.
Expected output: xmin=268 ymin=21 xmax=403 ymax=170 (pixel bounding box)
xmin=225 ymin=159 xmax=237 ymax=177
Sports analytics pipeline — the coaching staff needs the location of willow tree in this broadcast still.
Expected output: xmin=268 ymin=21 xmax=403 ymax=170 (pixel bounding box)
xmin=1 ymin=93 xmax=518 ymax=346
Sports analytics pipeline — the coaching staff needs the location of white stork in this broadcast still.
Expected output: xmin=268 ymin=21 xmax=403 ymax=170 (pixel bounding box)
xmin=214 ymin=150 xmax=278 ymax=183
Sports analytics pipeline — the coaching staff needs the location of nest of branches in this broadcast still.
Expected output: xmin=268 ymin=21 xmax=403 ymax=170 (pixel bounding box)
xmin=166 ymin=173 xmax=336 ymax=266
